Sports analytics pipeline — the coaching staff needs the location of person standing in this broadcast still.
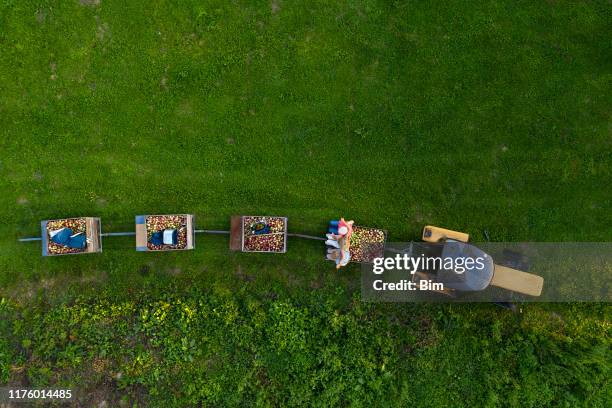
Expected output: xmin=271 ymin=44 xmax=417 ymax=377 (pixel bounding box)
xmin=325 ymin=218 xmax=354 ymax=269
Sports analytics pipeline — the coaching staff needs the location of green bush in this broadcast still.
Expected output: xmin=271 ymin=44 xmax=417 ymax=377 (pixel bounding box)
xmin=2 ymin=291 xmax=609 ymax=407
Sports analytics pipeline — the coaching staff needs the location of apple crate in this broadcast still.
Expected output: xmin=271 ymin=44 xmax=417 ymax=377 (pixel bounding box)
xmin=136 ymin=214 xmax=195 ymax=252
xmin=349 ymin=226 xmax=387 ymax=263
xmin=41 ymin=217 xmax=102 ymax=257
xmin=238 ymin=215 xmax=288 ymax=253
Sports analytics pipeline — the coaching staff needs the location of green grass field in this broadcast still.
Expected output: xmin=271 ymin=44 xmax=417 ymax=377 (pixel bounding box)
xmin=0 ymin=1 xmax=610 ymax=406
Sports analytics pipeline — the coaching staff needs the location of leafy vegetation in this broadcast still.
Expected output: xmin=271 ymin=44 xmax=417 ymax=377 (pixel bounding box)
xmin=1 ymin=289 xmax=609 ymax=407
xmin=0 ymin=0 xmax=610 ymax=406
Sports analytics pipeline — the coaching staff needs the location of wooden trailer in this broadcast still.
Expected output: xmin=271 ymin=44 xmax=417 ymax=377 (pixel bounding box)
xmin=230 ymin=215 xmax=288 ymax=253
xmin=348 ymin=226 xmax=387 ymax=263
xmin=135 ymin=214 xmax=195 ymax=252
xmin=41 ymin=217 xmax=102 ymax=256
xmin=325 ymin=223 xmax=387 ymax=265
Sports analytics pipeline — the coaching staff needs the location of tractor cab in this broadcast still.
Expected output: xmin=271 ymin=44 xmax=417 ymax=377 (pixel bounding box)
xmin=436 ymin=240 xmax=493 ymax=291
xmin=411 ymin=226 xmax=543 ymax=297
xmin=406 ymin=240 xmax=494 ymax=297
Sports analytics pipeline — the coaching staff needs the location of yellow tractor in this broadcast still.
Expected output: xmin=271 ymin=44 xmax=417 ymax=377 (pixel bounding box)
xmin=416 ymin=225 xmax=544 ymax=297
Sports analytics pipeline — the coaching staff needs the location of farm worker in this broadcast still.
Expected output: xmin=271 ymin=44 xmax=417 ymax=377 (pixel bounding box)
xmin=336 ymin=236 xmax=351 ymax=269
xmin=325 ymin=218 xmax=354 ymax=268
xmin=326 ymin=218 xmax=354 ymax=244
xmin=325 ymin=235 xmax=341 ymax=248
xmin=326 ymin=241 xmax=351 ymax=269
xmin=341 ymin=218 xmax=354 ymax=236
xmin=326 ymin=247 xmax=340 ymax=261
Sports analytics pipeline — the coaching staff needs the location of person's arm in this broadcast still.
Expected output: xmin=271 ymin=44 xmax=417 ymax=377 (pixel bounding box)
xmin=336 ymin=237 xmax=350 ymax=269
xmin=336 ymin=237 xmax=345 ymax=269
xmin=342 ymin=232 xmax=351 ymax=252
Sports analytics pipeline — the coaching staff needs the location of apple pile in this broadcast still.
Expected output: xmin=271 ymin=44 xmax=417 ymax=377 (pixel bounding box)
xmin=242 ymin=216 xmax=287 ymax=253
xmin=146 ymin=215 xmax=188 ymax=251
xmin=46 ymin=218 xmax=87 ymax=255
xmin=349 ymin=226 xmax=386 ymax=263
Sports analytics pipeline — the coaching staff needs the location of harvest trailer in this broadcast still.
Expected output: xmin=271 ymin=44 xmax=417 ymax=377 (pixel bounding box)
xmin=136 ymin=214 xmax=195 ymax=252
xmin=230 ymin=215 xmax=288 ymax=253
xmin=41 ymin=217 xmax=102 ymax=257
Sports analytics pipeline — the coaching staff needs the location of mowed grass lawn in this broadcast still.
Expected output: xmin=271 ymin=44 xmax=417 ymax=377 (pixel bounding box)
xmin=0 ymin=1 xmax=610 ymax=406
